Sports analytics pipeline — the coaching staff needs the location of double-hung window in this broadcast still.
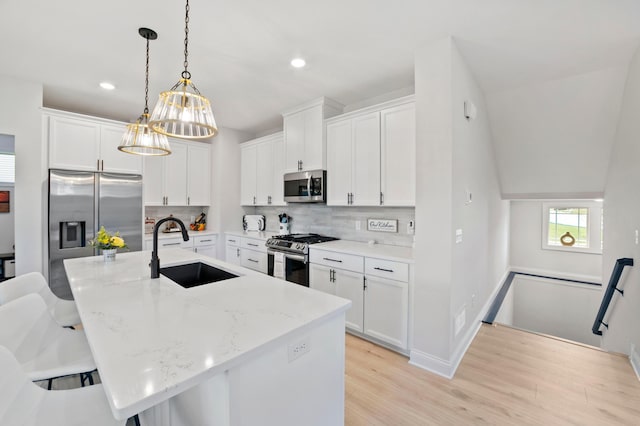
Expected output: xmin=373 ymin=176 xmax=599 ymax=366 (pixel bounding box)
xmin=542 ymin=201 xmax=603 ymax=254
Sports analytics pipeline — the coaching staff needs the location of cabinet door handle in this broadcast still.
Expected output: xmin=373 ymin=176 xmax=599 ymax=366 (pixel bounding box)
xmin=380 ymin=192 xmax=384 ymax=205
xmin=194 ymin=248 xmax=198 ymax=253
xmin=363 ymin=276 xmax=367 ymax=290
xmin=228 ymin=239 xmax=236 ymax=243
xmin=253 ymin=196 xmax=256 ymax=205
xmin=268 ymin=195 xmax=272 ymax=204
xmin=236 ymin=248 xmax=240 ymax=256
xmin=97 ymin=159 xmax=100 ymax=171
xmin=101 ymin=160 xmax=104 ymax=171
xmin=188 ymin=196 xmax=190 ymax=205
xmin=323 ymin=257 xmax=343 ymax=263
xmin=247 ymin=243 xmax=259 ymax=247
xmin=374 ymin=267 xmax=394 ymax=273
xmin=248 ymin=258 xmax=259 ymax=263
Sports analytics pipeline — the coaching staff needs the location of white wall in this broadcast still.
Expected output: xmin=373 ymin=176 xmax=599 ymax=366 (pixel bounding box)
xmin=0 ymin=76 xmax=44 ymax=275
xmin=0 ymin=185 xmax=15 ymax=253
xmin=412 ymin=38 xmax=510 ymax=377
xmin=510 ymin=200 xmax=602 ymax=281
xmin=601 ymin=46 xmax=640 ymax=356
xmin=210 ymin=127 xmax=253 ymax=260
xmin=486 ymin=67 xmax=627 ymax=198
xmin=509 ymin=275 xmax=601 ymax=346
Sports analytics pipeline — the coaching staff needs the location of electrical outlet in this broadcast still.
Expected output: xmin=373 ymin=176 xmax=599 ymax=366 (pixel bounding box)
xmin=454 ymin=306 xmax=466 ymax=336
xmin=407 ymin=220 xmax=415 ymax=235
xmin=355 ymin=220 xmax=361 ymax=231
xmin=455 ymin=229 xmax=463 ymax=244
xmin=288 ymin=336 xmax=311 ymax=362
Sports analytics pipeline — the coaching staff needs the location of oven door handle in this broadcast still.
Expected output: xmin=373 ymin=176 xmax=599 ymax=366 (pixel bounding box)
xmin=284 ymin=253 xmax=307 ymax=263
xmin=307 ymin=175 xmax=312 ymax=198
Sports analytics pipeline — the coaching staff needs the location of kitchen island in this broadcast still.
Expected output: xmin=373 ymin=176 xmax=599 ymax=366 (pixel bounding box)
xmin=64 ymin=249 xmax=350 ymax=425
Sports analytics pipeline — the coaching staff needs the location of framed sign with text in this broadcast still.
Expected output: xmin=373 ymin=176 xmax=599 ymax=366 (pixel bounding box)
xmin=367 ymin=219 xmax=397 ymax=233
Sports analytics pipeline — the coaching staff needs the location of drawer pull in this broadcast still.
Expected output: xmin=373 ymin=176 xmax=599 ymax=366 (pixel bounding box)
xmin=374 ymin=267 xmax=394 ymax=273
xmin=248 ymin=259 xmax=259 ymax=263
xmin=228 ymin=239 xmax=236 ymax=243
xmin=323 ymin=257 xmax=343 ymax=263
xmin=200 ymin=239 xmax=212 ymax=243
xmin=163 ymin=242 xmax=181 ymax=246
xmin=247 ymin=243 xmax=259 ymax=247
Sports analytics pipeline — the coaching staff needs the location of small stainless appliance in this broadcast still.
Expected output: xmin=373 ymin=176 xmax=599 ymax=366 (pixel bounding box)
xmin=283 ymin=170 xmax=326 ymax=203
xmin=267 ymin=233 xmax=338 ymax=286
xmin=48 ymin=169 xmax=143 ymax=300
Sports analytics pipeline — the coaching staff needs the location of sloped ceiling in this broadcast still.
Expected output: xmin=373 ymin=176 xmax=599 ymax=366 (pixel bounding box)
xmin=486 ymin=66 xmax=628 ymax=198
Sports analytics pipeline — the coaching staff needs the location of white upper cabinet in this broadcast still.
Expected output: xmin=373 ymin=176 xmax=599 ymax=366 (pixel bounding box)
xmin=240 ymin=132 xmax=285 ymax=206
xmin=325 ymin=96 xmax=414 ymax=207
xmin=187 ymin=143 xmax=211 ymax=206
xmin=380 ymin=102 xmax=416 ymax=206
xmin=47 ymin=110 xmax=142 ymax=174
xmin=283 ymin=98 xmax=343 ymax=172
xmin=143 ymin=139 xmax=210 ymax=207
xmin=99 ymin=124 xmax=143 ymax=174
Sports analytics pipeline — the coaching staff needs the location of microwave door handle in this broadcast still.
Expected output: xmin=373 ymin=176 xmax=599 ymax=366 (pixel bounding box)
xmin=307 ymin=175 xmax=312 ymax=198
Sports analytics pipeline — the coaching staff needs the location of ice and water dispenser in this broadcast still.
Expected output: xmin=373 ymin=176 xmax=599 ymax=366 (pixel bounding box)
xmin=60 ymin=221 xmax=86 ymax=249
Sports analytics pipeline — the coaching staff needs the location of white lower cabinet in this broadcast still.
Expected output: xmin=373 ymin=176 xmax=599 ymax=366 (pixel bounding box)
xmin=363 ymin=275 xmax=408 ymax=349
xmin=240 ymin=250 xmax=267 ymax=274
xmin=193 ymin=235 xmax=218 ymax=259
xmin=310 ymin=248 xmax=410 ymax=350
xmin=309 ymin=264 xmax=364 ymax=333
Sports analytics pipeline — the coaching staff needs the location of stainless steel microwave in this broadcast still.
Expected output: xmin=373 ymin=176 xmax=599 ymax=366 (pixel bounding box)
xmin=283 ymin=170 xmax=326 ymax=203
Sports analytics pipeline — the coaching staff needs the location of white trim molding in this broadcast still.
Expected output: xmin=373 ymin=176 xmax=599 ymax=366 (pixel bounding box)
xmin=409 ymin=268 xmax=510 ymax=379
xmin=631 ymin=344 xmax=640 ymax=381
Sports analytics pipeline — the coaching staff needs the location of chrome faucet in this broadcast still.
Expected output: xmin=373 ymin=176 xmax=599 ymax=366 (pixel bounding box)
xmin=150 ymin=217 xmax=189 ymax=279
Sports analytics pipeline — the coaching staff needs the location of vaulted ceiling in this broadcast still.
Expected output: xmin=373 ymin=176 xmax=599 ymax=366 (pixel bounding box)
xmin=1 ymin=0 xmax=639 ymax=195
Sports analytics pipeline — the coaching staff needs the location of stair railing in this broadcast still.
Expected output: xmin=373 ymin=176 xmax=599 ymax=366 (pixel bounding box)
xmin=592 ymin=258 xmax=634 ymax=336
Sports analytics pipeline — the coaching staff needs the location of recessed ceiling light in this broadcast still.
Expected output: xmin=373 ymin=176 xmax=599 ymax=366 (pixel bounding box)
xmin=290 ymin=58 xmax=306 ymax=68
xmin=99 ymin=82 xmax=116 ymax=90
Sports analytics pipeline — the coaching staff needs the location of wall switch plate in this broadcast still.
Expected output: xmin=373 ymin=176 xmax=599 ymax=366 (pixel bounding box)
xmin=288 ymin=336 xmax=311 ymax=362
xmin=454 ymin=305 xmax=466 ymax=336
xmin=407 ymin=220 xmax=415 ymax=235
xmin=455 ymin=229 xmax=463 ymax=244
xmin=465 ymin=189 xmax=472 ymax=204
xmin=355 ymin=220 xmax=361 ymax=231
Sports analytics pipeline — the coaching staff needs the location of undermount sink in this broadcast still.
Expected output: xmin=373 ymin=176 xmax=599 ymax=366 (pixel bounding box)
xmin=160 ymin=262 xmax=238 ymax=288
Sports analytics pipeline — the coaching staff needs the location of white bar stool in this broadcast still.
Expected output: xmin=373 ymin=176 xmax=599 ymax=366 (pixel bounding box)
xmin=0 ymin=271 xmax=81 ymax=327
xmin=0 ymin=293 xmax=96 ymax=388
xmin=0 ymin=345 xmax=126 ymax=426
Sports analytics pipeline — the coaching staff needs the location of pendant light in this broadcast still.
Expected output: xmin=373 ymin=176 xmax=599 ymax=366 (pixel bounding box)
xmin=118 ymin=28 xmax=171 ymax=156
xmin=148 ymin=0 xmax=218 ymax=140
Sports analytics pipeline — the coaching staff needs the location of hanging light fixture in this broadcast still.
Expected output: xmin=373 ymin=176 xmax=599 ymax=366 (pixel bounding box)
xmin=119 ymin=28 xmax=171 ymax=156
xmin=148 ymin=0 xmax=217 ymax=140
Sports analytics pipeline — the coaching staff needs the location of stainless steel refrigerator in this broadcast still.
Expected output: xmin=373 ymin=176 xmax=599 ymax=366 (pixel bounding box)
xmin=48 ymin=169 xmax=143 ymax=300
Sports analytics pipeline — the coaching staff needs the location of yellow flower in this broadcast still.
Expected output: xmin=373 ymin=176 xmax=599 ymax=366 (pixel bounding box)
xmin=110 ymin=236 xmax=125 ymax=248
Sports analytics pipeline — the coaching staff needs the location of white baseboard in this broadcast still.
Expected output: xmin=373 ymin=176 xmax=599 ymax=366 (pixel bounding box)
xmin=630 ymin=343 xmax=640 ymax=381
xmin=409 ymin=268 xmax=510 ymax=379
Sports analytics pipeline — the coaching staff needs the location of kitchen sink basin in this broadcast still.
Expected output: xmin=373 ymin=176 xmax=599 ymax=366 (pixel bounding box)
xmin=160 ymin=262 xmax=238 ymax=288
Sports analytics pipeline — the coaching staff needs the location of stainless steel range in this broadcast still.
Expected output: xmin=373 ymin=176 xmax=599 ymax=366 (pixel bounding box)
xmin=266 ymin=233 xmax=338 ymax=286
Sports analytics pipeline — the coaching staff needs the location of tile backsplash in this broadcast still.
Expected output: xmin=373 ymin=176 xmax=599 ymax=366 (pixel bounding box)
xmin=255 ymin=205 xmax=415 ymax=247
xmin=145 ymin=206 xmax=209 ymax=233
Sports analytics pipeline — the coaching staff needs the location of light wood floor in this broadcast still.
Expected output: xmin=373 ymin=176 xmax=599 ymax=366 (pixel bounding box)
xmin=345 ymin=324 xmax=640 ymax=425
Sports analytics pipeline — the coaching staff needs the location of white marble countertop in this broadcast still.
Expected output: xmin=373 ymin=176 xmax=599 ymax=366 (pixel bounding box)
xmin=64 ymin=250 xmax=350 ymax=420
xmin=144 ymin=229 xmax=218 ymax=240
xmin=225 ymin=230 xmax=278 ymax=240
xmin=311 ymin=240 xmax=414 ymax=263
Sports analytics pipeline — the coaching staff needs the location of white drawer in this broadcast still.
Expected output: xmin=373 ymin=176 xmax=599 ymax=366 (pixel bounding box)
xmin=309 ymin=249 xmax=363 ymax=273
xmin=151 ymin=237 xmax=193 ymax=250
xmin=241 ymin=237 xmax=267 ymax=253
xmin=365 ymin=258 xmax=409 ymax=282
xmin=194 ymin=234 xmax=217 ymax=247
xmin=225 ymin=234 xmax=241 ymax=247
xmin=241 ymin=250 xmax=268 ymax=274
